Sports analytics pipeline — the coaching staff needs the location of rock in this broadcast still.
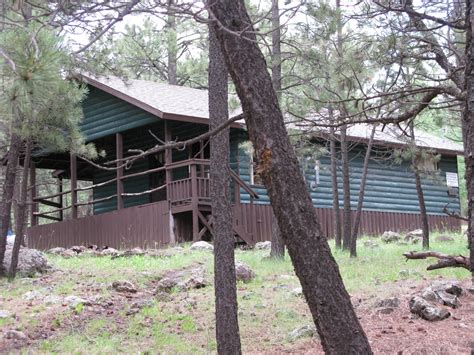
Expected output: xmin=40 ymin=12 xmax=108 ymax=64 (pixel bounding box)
xmin=363 ymin=240 xmax=379 ymax=248
xmin=64 ymin=295 xmax=91 ymax=309
xmin=291 ymin=287 xmax=303 ymax=297
xmin=381 ymin=231 xmax=401 ymax=243
xmin=3 ymin=244 xmax=49 ymax=277
xmin=375 ymin=297 xmax=400 ymax=308
xmin=0 ymin=310 xmax=11 ymax=318
xmin=70 ymin=245 xmax=86 ymax=253
xmin=377 ymin=307 xmax=395 ymax=314
xmin=156 ymin=277 xmax=179 ymax=292
xmin=235 ymin=262 xmax=255 ymax=283
xmin=435 ymin=235 xmax=454 ymax=242
xmin=409 ymin=296 xmax=450 ymax=321
xmin=100 ymin=248 xmax=119 ymax=256
xmin=112 ymin=280 xmax=137 ymax=293
xmin=130 ymin=299 xmax=153 ymax=310
xmin=421 ymin=281 xmax=462 ymax=308
xmin=185 ymin=275 xmax=208 ymax=290
xmin=155 ymin=291 xmax=173 ymax=302
xmin=47 ymin=247 xmax=66 ymax=255
xmin=255 ymin=241 xmax=271 ymax=250
xmin=43 ymin=295 xmax=62 ymax=305
xmin=189 ymin=241 xmax=214 ymax=252
xmin=405 ymin=229 xmax=423 ymax=242
xmin=287 ymin=325 xmax=317 ymax=342
xmin=61 ymin=249 xmax=77 ymax=258
xmin=4 ymin=330 xmax=28 ymax=341
xmin=22 ymin=290 xmax=43 ymax=301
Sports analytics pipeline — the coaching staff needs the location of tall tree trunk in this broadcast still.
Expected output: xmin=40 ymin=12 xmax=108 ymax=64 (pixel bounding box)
xmin=350 ymin=126 xmax=376 ymax=257
xmin=464 ymin=0 xmax=474 ymax=282
xmin=0 ymin=133 xmax=21 ymax=277
xmin=410 ymin=125 xmax=430 ymax=249
xmin=208 ymin=1 xmax=372 ymax=353
xmin=340 ymin=125 xmax=352 ymax=251
xmin=167 ymin=0 xmax=178 ymax=85
xmin=269 ymin=0 xmax=284 ymax=260
xmin=330 ymin=125 xmax=342 ymax=247
xmin=8 ymin=140 xmax=31 ymax=279
xmin=208 ymin=21 xmax=242 ymax=354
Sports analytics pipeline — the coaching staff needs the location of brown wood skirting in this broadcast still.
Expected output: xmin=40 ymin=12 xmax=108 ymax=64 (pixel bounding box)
xmin=27 ymin=202 xmax=461 ymax=250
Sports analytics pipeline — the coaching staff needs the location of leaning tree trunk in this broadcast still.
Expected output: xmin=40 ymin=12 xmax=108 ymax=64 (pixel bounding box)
xmin=208 ymin=1 xmax=372 ymax=353
xmin=269 ymin=0 xmax=284 ymax=260
xmin=329 ymin=124 xmax=342 ymax=247
xmin=464 ymin=0 xmax=474 ymax=281
xmin=340 ymin=125 xmax=352 ymax=251
xmin=208 ymin=22 xmax=242 ymax=354
xmin=410 ymin=125 xmax=430 ymax=250
xmin=350 ymin=126 xmax=376 ymax=257
xmin=0 ymin=133 xmax=21 ymax=277
xmin=8 ymin=140 xmax=31 ymax=279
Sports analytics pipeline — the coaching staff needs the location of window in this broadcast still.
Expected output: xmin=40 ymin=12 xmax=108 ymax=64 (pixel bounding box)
xmin=418 ymin=155 xmax=438 ymax=172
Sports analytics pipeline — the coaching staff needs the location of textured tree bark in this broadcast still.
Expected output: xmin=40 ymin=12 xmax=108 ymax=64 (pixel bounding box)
xmin=8 ymin=140 xmax=31 ymax=279
xmin=269 ymin=0 xmax=284 ymax=260
xmin=350 ymin=126 xmax=376 ymax=257
xmin=167 ymin=0 xmax=178 ymax=85
xmin=0 ymin=133 xmax=21 ymax=277
xmin=464 ymin=0 xmax=474 ymax=280
xmin=410 ymin=125 xmax=430 ymax=250
xmin=208 ymin=21 xmax=242 ymax=354
xmin=329 ymin=125 xmax=342 ymax=247
xmin=340 ymin=126 xmax=352 ymax=251
xmin=209 ymin=1 xmax=372 ymax=353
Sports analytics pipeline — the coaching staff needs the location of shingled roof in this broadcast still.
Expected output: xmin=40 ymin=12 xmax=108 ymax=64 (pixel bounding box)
xmin=78 ymin=73 xmax=243 ymax=126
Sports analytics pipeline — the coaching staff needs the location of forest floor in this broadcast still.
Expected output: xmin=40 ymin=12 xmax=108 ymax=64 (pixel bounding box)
xmin=0 ymin=233 xmax=473 ymax=354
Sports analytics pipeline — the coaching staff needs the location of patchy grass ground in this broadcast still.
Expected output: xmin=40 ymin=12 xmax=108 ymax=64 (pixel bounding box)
xmin=0 ymin=232 xmax=472 ymax=353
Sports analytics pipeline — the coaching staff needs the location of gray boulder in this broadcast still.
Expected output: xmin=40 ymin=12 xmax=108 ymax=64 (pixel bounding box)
xmin=375 ymin=297 xmax=400 ymax=308
xmin=421 ymin=280 xmax=462 ymax=308
xmin=381 ymin=231 xmax=401 ymax=243
xmin=235 ymin=262 xmax=255 ymax=283
xmin=409 ymin=296 xmax=450 ymax=321
xmin=255 ymin=241 xmax=271 ymax=250
xmin=3 ymin=242 xmax=49 ymax=276
xmin=156 ymin=277 xmax=179 ymax=293
xmin=405 ymin=229 xmax=423 ymax=243
xmin=0 ymin=310 xmax=11 ymax=318
xmin=4 ymin=330 xmax=28 ymax=341
xmin=190 ymin=241 xmax=214 ymax=252
xmin=287 ymin=325 xmax=317 ymax=342
xmin=112 ymin=280 xmax=137 ymax=293
xmin=100 ymin=247 xmax=119 ymax=256
xmin=47 ymin=247 xmax=66 ymax=255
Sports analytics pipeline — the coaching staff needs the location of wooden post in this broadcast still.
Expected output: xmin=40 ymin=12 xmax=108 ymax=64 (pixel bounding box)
xmin=70 ymin=153 xmax=78 ymax=219
xmin=116 ymin=133 xmax=124 ymax=210
xmin=164 ymin=121 xmax=172 ymax=199
xmin=191 ymin=163 xmax=199 ymax=241
xmin=29 ymin=162 xmax=38 ymax=226
xmin=58 ymin=177 xmax=63 ymax=221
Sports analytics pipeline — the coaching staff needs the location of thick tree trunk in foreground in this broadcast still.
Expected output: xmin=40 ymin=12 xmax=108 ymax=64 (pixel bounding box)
xmin=209 ymin=1 xmax=371 ymax=353
xmin=0 ymin=133 xmax=21 ymax=277
xmin=340 ymin=126 xmax=352 ymax=251
xmin=329 ymin=126 xmax=342 ymax=247
xmin=410 ymin=125 xmax=430 ymax=250
xmin=269 ymin=0 xmax=284 ymax=260
xmin=465 ymin=0 xmax=474 ymax=280
xmin=208 ymin=23 xmax=241 ymax=354
xmin=8 ymin=140 xmax=31 ymax=279
xmin=350 ymin=126 xmax=376 ymax=257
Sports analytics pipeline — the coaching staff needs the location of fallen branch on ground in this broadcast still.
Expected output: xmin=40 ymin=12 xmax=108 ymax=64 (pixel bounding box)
xmin=403 ymin=251 xmax=470 ymax=271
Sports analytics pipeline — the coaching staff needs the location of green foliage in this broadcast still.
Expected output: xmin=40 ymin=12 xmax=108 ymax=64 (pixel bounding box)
xmin=0 ymin=24 xmax=95 ymax=157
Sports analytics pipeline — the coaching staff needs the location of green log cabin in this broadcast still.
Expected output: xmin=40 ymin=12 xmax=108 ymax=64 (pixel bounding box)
xmin=26 ymin=74 xmax=463 ymax=249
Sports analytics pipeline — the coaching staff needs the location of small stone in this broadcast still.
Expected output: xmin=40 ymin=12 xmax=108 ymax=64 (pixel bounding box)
xmin=0 ymin=310 xmax=11 ymax=318
xmin=100 ymin=248 xmax=119 ymax=256
xmin=156 ymin=277 xmax=179 ymax=293
xmin=43 ymin=295 xmax=62 ymax=305
xmin=64 ymin=295 xmax=91 ymax=309
xmin=377 ymin=307 xmax=394 ymax=314
xmin=287 ymin=325 xmax=317 ymax=342
xmin=5 ymin=330 xmax=28 ymax=341
xmin=254 ymin=303 xmax=266 ymax=309
xmin=381 ymin=231 xmax=401 ymax=243
xmin=112 ymin=280 xmax=137 ymax=293
xmin=22 ymin=290 xmax=43 ymax=301
xmin=255 ymin=241 xmax=271 ymax=250
xmin=189 ymin=241 xmax=214 ymax=252
xmin=375 ymin=297 xmax=400 ymax=309
xmin=130 ymin=299 xmax=153 ymax=310
xmin=47 ymin=247 xmax=66 ymax=255
xmin=71 ymin=246 xmax=86 ymax=253
xmin=155 ymin=292 xmax=172 ymax=302
xmin=242 ymin=292 xmax=253 ymax=300
xmin=235 ymin=262 xmax=255 ymax=283
xmin=61 ymin=249 xmax=76 ymax=258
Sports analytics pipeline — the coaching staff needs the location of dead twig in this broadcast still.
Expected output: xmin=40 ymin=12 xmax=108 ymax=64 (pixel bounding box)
xmin=403 ymin=251 xmax=470 ymax=271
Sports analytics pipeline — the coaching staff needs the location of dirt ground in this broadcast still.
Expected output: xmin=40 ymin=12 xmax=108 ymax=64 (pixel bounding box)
xmin=1 ymin=256 xmax=473 ymax=354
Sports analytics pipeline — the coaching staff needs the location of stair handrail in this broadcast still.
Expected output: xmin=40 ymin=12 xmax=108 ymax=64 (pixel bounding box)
xmin=230 ymin=169 xmax=259 ymax=199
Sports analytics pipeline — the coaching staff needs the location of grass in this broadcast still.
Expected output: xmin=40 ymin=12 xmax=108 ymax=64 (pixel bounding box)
xmin=2 ymin=231 xmax=470 ymax=353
